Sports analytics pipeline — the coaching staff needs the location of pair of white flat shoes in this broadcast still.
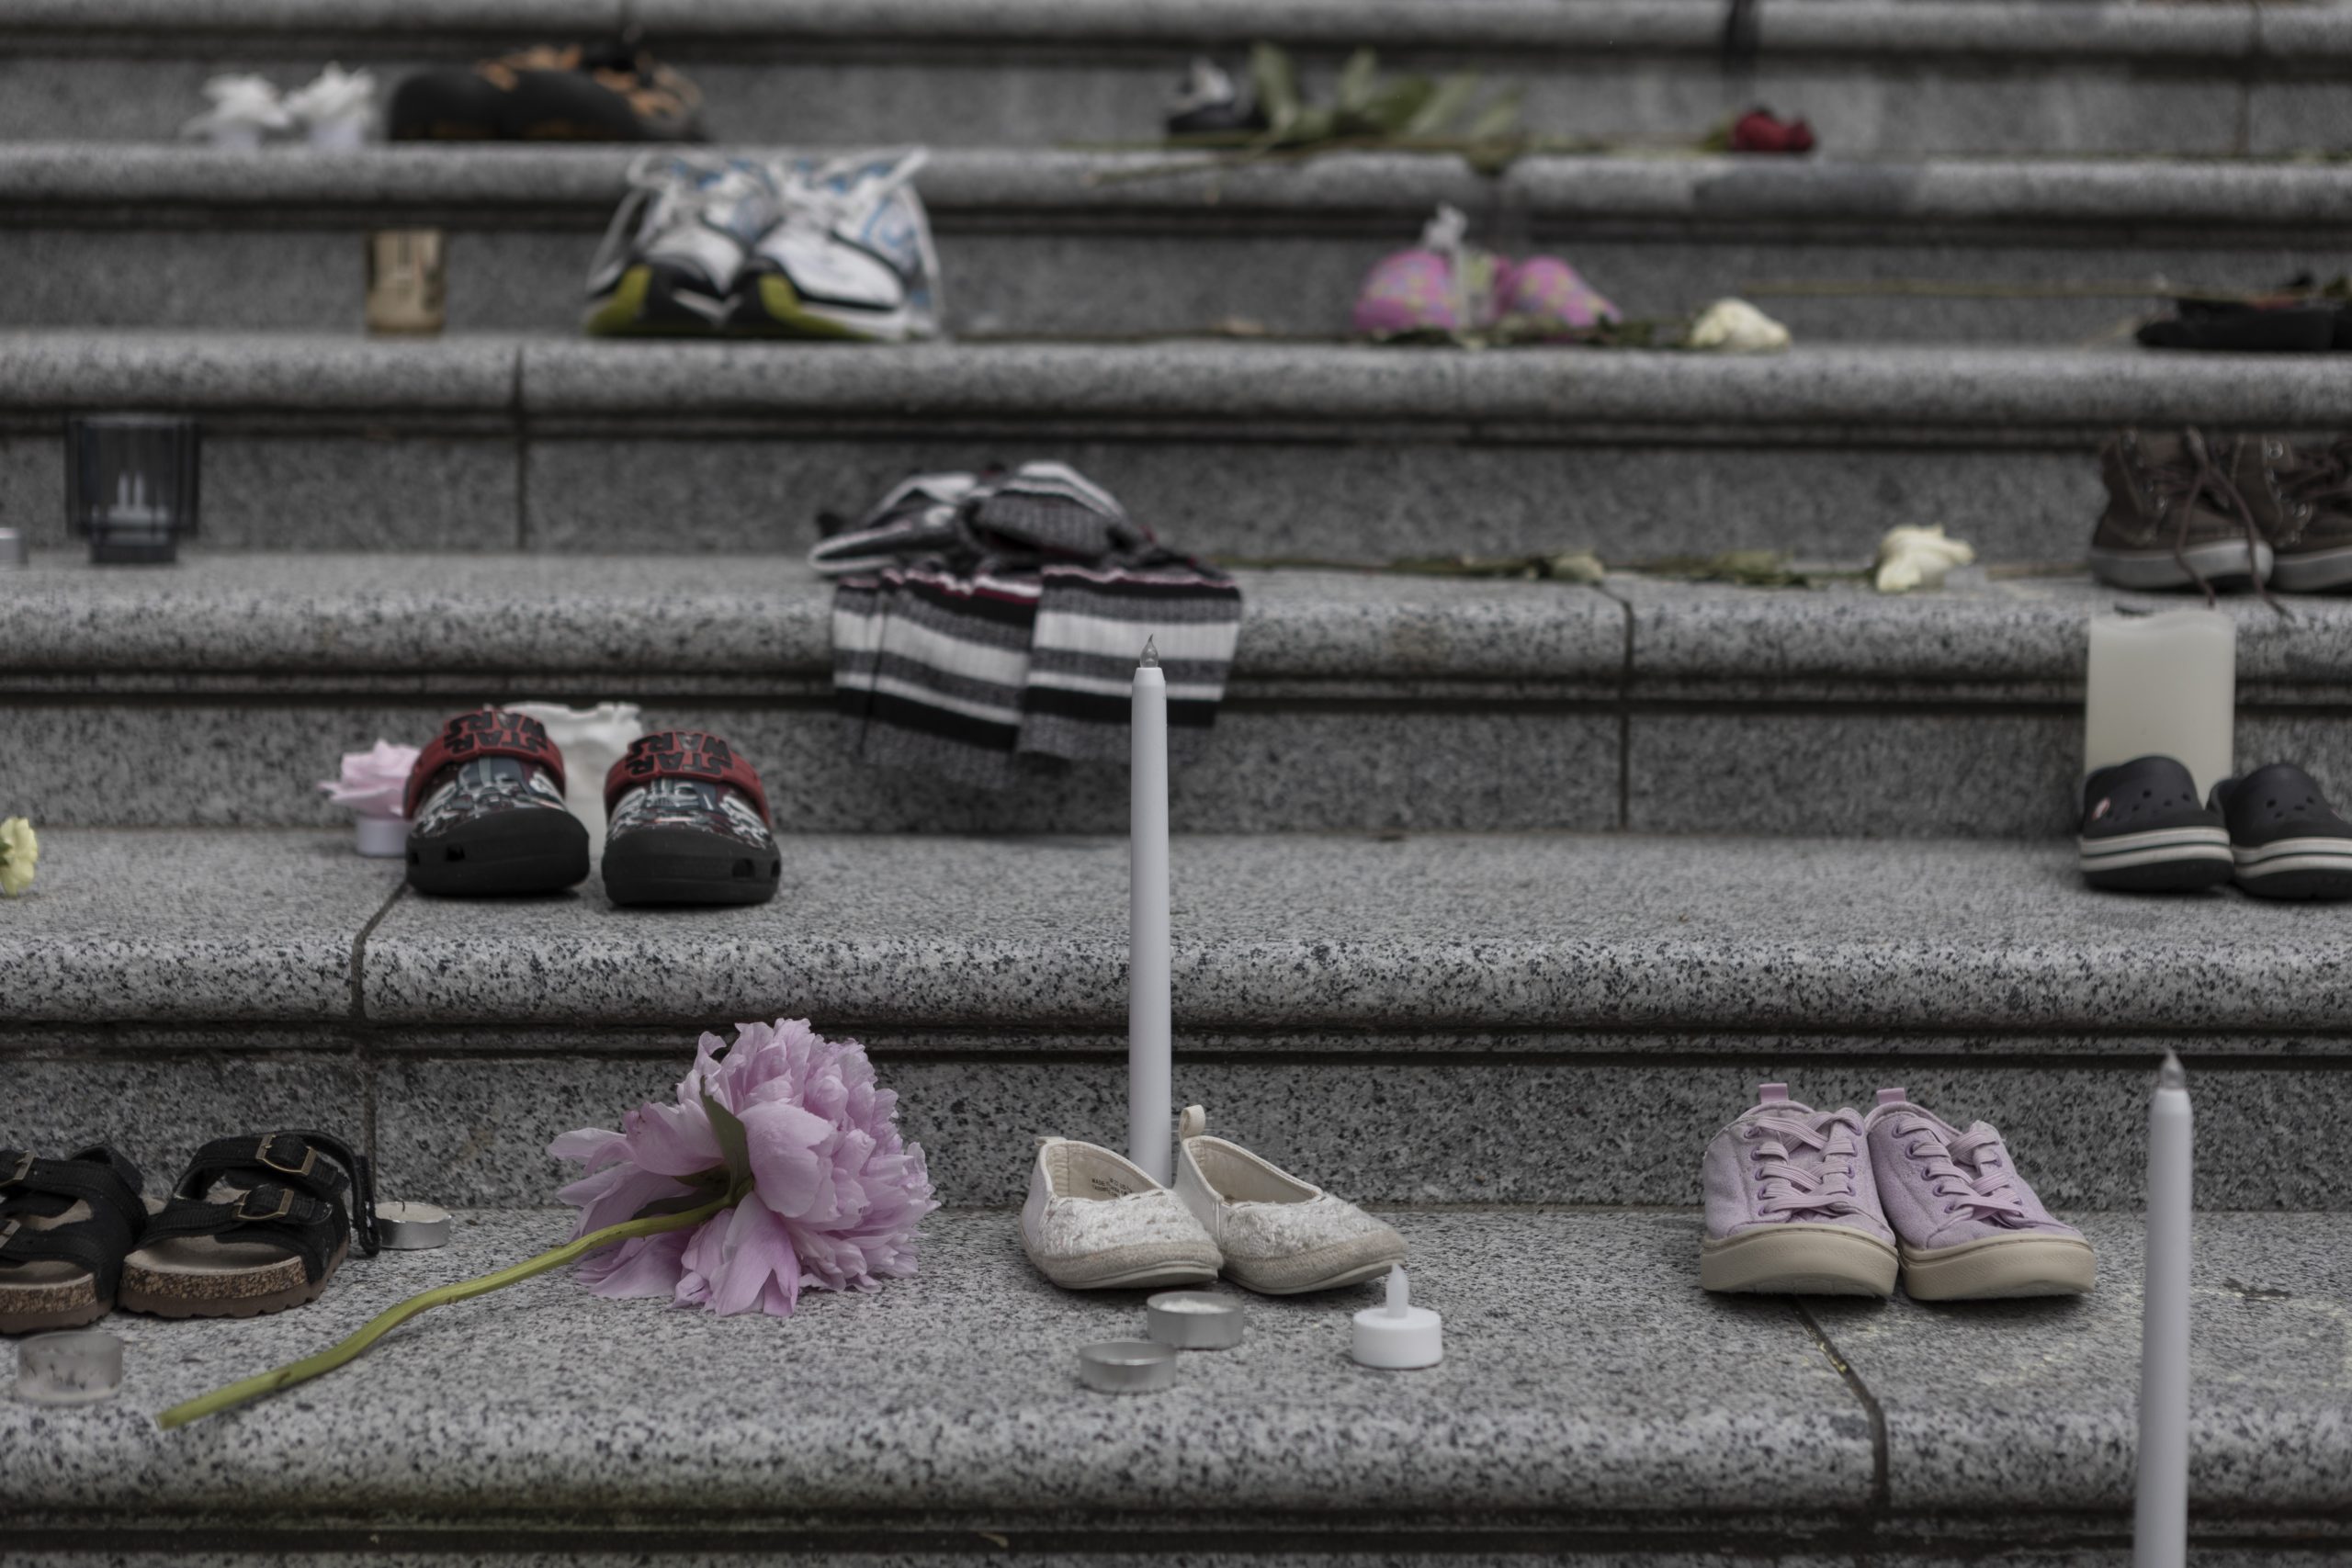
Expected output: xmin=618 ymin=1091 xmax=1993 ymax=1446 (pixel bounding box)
xmin=1021 ymin=1106 xmax=1407 ymax=1294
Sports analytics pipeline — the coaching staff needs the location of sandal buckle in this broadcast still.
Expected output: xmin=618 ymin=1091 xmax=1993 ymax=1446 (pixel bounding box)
xmin=0 ymin=1151 xmax=29 ymax=1189
xmin=233 ymin=1186 xmax=296 ymax=1224
xmin=255 ymin=1135 xmax=317 ymax=1180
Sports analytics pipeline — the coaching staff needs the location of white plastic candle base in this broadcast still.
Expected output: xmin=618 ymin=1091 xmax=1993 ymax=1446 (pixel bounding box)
xmin=354 ymin=816 xmax=407 ymax=857
xmin=17 ymin=1330 xmax=123 ymax=1404
xmin=374 ymin=1201 xmax=453 ymax=1249
xmin=1351 ymin=1266 xmax=1442 ymax=1370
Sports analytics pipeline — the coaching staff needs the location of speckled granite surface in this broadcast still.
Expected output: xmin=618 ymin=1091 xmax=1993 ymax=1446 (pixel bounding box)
xmin=370 ymin=1052 xmax=2352 ymax=1212
xmin=1820 ymin=1209 xmax=2352 ymax=1510
xmin=5 ymin=337 xmax=2351 ymax=559
xmin=0 ymin=1209 xmax=1871 ymax=1522
xmin=1 ymin=1209 xmax=2342 ymax=1533
xmin=361 ymin=830 xmax=2352 ymax=1032
xmin=0 ymin=829 xmax=395 ymax=1022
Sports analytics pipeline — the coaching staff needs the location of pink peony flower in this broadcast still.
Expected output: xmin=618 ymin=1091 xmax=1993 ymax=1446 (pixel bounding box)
xmin=549 ymin=1019 xmax=938 ymax=1316
xmin=317 ymin=739 xmax=421 ymax=818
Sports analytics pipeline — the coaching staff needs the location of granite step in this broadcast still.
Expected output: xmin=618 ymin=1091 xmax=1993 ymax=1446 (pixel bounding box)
xmin=7 ymin=827 xmax=2351 ymax=1212
xmin=9 ymin=551 xmax=2352 ymax=841
xmin=10 ymin=144 xmax=2352 ymax=344
xmin=6 ymin=333 xmax=2351 ymax=563
xmin=4 ymin=1207 xmax=2346 ymax=1554
xmin=4 ymin=0 xmax=2344 ymax=156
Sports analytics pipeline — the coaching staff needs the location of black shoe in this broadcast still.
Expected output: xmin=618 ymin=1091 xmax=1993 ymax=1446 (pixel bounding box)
xmin=2211 ymin=762 xmax=2352 ymax=899
xmin=2076 ymin=755 xmax=2233 ymax=892
xmin=404 ymin=710 xmax=591 ymax=897
xmin=1165 ymin=58 xmax=1266 ymax=138
xmin=387 ymin=40 xmax=704 ymax=143
xmin=601 ymin=731 xmax=782 ymax=907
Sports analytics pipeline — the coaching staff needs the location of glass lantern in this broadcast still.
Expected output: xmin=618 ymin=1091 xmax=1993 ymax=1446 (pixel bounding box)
xmin=65 ymin=413 xmax=199 ymax=564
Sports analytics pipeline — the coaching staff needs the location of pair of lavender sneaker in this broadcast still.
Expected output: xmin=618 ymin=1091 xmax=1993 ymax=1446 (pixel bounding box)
xmin=1701 ymin=1084 xmax=2096 ymax=1301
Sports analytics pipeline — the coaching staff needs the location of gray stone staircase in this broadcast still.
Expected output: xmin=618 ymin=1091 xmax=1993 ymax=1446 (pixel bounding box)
xmin=9 ymin=145 xmax=2352 ymax=342
xmin=6 ymin=0 xmax=2352 ymax=1559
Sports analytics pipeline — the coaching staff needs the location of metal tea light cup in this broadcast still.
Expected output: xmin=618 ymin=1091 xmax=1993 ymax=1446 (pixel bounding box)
xmin=367 ymin=229 xmax=447 ymax=335
xmin=1146 ymin=1291 xmax=1244 ymax=1349
xmin=65 ymin=414 xmax=198 ymax=564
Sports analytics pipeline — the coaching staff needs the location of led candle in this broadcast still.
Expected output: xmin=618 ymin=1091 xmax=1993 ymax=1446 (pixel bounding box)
xmin=2086 ymin=611 xmax=2234 ymax=800
xmin=2133 ymin=1052 xmax=2192 ymax=1568
xmin=1129 ymin=639 xmax=1172 ymax=1185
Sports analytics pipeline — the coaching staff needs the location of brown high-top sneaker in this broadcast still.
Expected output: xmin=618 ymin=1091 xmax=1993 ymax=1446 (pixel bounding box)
xmin=2090 ymin=428 xmax=2272 ymax=593
xmin=2232 ymin=435 xmax=2352 ymax=594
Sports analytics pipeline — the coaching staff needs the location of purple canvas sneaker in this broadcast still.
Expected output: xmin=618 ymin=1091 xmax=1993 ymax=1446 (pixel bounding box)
xmin=1701 ymin=1084 xmax=1897 ymax=1297
xmin=1863 ymin=1089 xmax=2096 ymax=1300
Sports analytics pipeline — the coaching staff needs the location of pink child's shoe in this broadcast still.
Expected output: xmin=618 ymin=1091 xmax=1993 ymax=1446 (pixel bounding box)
xmin=1497 ymin=255 xmax=1620 ymax=338
xmin=1351 ymin=205 xmax=1498 ymax=337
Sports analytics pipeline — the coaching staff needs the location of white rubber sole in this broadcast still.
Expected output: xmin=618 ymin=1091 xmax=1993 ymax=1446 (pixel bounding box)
xmin=2270 ymin=544 xmax=2352 ymax=594
xmin=2233 ymin=835 xmax=2352 ymax=898
xmin=2089 ymin=540 xmax=2272 ymax=591
xmin=1030 ymin=1244 xmax=1222 ymax=1292
xmin=2076 ymin=826 xmax=2232 ymax=873
xmin=1700 ymin=1224 xmax=1897 ymax=1298
xmin=1900 ymin=1235 xmax=2097 ymax=1301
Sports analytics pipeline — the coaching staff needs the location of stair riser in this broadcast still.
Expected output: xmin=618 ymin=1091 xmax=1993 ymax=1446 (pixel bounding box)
xmin=14 ymin=696 xmax=2352 ymax=839
xmin=0 ymin=44 xmax=2322 ymax=158
xmin=0 ymin=422 xmax=2297 ymax=565
xmin=5 ymin=1040 xmax=2345 ymax=1209
xmin=5 ymin=221 xmax=2339 ymax=345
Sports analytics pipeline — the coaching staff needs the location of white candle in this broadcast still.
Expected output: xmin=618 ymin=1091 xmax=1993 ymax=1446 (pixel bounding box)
xmin=2086 ymin=611 xmax=2234 ymax=800
xmin=1128 ymin=638 xmax=1172 ymax=1185
xmin=2134 ymin=1051 xmax=2192 ymax=1568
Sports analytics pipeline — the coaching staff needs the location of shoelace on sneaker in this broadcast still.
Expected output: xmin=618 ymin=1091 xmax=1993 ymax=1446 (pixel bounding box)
xmin=768 ymin=149 xmax=927 ymax=251
xmin=1747 ymin=1111 xmax=1868 ymax=1222
xmin=2150 ymin=426 xmax=2276 ymax=610
xmin=1895 ymin=1115 xmax=2030 ymax=1225
xmin=586 ymin=152 xmax=770 ymax=290
xmin=2280 ymin=440 xmax=2352 ymax=515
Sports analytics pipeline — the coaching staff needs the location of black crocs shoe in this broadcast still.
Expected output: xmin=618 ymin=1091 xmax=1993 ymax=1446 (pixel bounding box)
xmin=2211 ymin=762 xmax=2352 ymax=899
xmin=601 ymin=730 xmax=782 ymax=907
xmin=404 ymin=709 xmax=591 ymax=897
xmin=2077 ymin=755 xmax=2233 ymax=892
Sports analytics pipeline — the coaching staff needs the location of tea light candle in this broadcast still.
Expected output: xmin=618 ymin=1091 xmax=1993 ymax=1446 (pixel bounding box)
xmin=17 ymin=1329 xmax=123 ymax=1404
xmin=1078 ymin=1338 xmax=1177 ymax=1393
xmin=373 ymin=1201 xmax=452 ymax=1250
xmin=1147 ymin=1290 xmax=1244 ymax=1349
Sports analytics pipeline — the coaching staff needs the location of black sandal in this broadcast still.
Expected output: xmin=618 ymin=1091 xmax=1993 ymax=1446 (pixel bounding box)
xmin=118 ymin=1133 xmax=379 ymax=1319
xmin=0 ymin=1145 xmax=149 ymax=1334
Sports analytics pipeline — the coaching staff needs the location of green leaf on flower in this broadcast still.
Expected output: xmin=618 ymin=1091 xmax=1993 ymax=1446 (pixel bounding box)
xmin=1400 ymin=73 xmax=1481 ymax=138
xmin=1464 ymin=87 xmax=1524 ymax=143
xmin=1250 ymin=42 xmax=1303 ymax=136
xmin=1333 ymin=48 xmax=1380 ymax=117
xmin=701 ymin=1088 xmax=754 ymax=1201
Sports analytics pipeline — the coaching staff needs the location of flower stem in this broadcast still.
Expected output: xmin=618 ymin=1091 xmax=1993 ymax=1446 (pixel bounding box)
xmin=155 ymin=1194 xmax=733 ymax=1430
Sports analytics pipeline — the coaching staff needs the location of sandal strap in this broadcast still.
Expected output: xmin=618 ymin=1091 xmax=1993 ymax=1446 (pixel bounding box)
xmin=0 ymin=1145 xmax=148 ymax=1299
xmin=139 ymin=1182 xmax=343 ymax=1284
xmin=169 ymin=1131 xmax=379 ymax=1259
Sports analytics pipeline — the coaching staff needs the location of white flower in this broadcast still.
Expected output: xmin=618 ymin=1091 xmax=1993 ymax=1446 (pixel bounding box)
xmin=0 ymin=817 xmax=39 ymax=897
xmin=181 ymin=74 xmax=293 ymax=143
xmin=1874 ymin=525 xmax=1975 ymax=594
xmin=283 ymin=63 xmax=377 ymax=128
xmin=1687 ymin=298 xmax=1792 ymax=353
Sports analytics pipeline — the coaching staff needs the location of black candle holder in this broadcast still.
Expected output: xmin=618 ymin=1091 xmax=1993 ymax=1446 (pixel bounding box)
xmin=65 ymin=414 xmax=199 ymax=564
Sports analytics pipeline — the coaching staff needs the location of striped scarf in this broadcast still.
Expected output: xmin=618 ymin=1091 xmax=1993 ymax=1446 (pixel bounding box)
xmin=813 ymin=463 xmax=1242 ymax=788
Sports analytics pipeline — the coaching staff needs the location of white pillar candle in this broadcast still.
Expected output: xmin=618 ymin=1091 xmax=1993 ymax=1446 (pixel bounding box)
xmin=2086 ymin=611 xmax=2234 ymax=800
xmin=1129 ymin=639 xmax=1173 ymax=1185
xmin=2133 ymin=1052 xmax=2192 ymax=1568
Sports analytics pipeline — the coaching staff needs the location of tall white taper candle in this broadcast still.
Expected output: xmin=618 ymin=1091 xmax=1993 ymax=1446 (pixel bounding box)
xmin=2133 ymin=1051 xmax=2192 ymax=1568
xmin=1129 ymin=638 xmax=1173 ymax=1185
